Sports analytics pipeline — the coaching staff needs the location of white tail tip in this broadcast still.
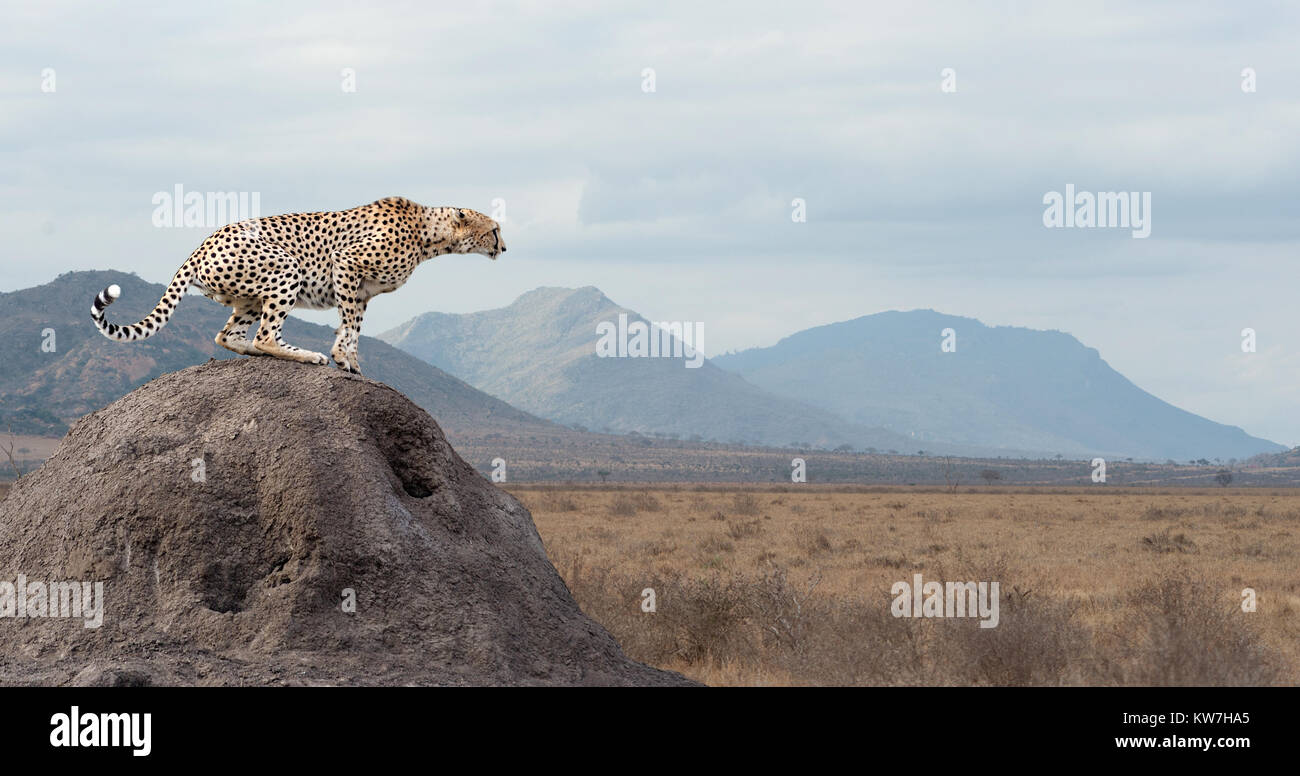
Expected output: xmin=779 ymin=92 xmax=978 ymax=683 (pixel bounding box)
xmin=107 ymin=284 xmax=121 ymax=299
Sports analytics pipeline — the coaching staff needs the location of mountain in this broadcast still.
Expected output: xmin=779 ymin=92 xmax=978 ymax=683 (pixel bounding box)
xmin=711 ymin=309 xmax=1284 ymax=462
xmin=13 ymin=275 xmax=1274 ymax=466
xmin=380 ymin=287 xmax=920 ymax=451
xmin=0 ymin=271 xmax=555 ymax=438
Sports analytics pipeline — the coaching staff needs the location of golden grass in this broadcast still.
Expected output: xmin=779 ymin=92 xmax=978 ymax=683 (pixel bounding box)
xmin=512 ymin=485 xmax=1300 ymax=686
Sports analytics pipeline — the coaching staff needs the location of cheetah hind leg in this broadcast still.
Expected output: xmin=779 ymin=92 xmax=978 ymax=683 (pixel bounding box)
xmin=214 ymin=300 xmax=264 ymax=357
xmin=252 ymin=291 xmax=329 ymax=366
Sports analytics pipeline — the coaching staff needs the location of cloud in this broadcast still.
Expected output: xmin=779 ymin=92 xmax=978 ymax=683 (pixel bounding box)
xmin=1 ymin=0 xmax=1298 ymax=443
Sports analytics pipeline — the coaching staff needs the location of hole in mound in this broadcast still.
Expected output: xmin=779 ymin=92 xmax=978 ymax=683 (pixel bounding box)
xmin=265 ymin=555 xmax=293 ymax=587
xmin=199 ymin=560 xmax=256 ymax=613
xmin=386 ymin=449 xmax=438 ymax=498
xmin=364 ymin=407 xmax=442 ymax=498
xmin=403 ymin=480 xmax=433 ymax=498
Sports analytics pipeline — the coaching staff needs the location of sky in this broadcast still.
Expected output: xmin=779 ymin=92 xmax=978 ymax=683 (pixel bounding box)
xmin=1 ymin=1 xmax=1298 ymax=445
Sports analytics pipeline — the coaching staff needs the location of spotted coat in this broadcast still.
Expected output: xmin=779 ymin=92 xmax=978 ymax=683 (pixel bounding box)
xmin=91 ymin=196 xmax=505 ymax=373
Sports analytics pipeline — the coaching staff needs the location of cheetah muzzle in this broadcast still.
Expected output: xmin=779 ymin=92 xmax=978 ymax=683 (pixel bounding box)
xmin=90 ymin=197 xmax=505 ymax=375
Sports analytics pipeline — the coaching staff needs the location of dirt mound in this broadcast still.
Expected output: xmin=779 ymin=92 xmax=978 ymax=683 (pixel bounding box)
xmin=0 ymin=358 xmax=693 ymax=686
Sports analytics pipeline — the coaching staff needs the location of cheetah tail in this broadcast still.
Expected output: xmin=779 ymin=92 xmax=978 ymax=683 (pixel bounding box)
xmin=91 ymin=264 xmax=194 ymax=343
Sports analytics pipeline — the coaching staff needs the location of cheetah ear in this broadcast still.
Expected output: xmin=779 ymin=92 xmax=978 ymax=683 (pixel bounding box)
xmin=457 ymin=209 xmax=466 ymax=220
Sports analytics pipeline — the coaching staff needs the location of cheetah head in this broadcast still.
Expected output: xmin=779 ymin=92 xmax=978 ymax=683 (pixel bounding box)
xmin=448 ymin=208 xmax=506 ymax=260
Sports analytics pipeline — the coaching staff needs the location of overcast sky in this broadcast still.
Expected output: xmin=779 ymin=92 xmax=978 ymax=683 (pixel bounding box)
xmin=2 ymin=1 xmax=1298 ymax=445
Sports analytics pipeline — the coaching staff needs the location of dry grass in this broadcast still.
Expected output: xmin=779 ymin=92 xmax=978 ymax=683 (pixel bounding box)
xmin=512 ymin=485 xmax=1300 ymax=686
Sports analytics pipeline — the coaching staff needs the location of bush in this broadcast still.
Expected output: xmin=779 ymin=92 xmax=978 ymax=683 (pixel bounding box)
xmin=1115 ymin=573 xmax=1280 ymax=686
xmin=550 ymin=556 xmax=1283 ymax=687
xmin=1141 ymin=527 xmax=1197 ymax=553
xmin=608 ymin=494 xmax=639 ymax=517
xmin=726 ymin=519 xmax=763 ymax=540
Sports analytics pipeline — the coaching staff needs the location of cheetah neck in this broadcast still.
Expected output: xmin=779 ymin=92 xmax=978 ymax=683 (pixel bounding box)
xmin=418 ymin=206 xmax=458 ymax=260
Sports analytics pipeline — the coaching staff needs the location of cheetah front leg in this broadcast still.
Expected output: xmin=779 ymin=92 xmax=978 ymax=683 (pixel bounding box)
xmin=330 ymin=305 xmax=367 ymax=374
xmin=330 ymin=265 xmax=369 ymax=374
xmin=252 ymin=277 xmax=329 ymax=366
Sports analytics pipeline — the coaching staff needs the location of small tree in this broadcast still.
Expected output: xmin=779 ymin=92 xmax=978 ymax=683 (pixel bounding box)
xmin=941 ymin=456 xmax=960 ymax=493
xmin=2 ymin=425 xmax=23 ymax=480
xmin=979 ymin=469 xmax=1002 ymax=485
xmin=596 ymin=469 xmax=611 ymax=484
xmin=1214 ymin=470 xmax=1233 ymax=488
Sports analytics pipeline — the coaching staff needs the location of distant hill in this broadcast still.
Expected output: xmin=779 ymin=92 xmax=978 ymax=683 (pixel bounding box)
xmin=380 ymin=287 xmax=921 ymax=452
xmin=0 ymin=271 xmax=555 ymax=437
xmin=7 ymin=275 xmax=1282 ymax=474
xmin=712 ymin=309 xmax=1284 ymax=462
xmin=1246 ymin=446 xmax=1300 ymax=469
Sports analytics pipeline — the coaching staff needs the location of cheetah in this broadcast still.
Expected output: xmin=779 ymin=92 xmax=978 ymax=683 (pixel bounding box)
xmin=91 ymin=196 xmax=505 ymax=374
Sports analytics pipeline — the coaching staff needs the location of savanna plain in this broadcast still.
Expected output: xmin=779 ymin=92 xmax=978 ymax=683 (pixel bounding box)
xmin=511 ymin=484 xmax=1300 ymax=687
xmin=2 ymin=480 xmax=1292 ymax=686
